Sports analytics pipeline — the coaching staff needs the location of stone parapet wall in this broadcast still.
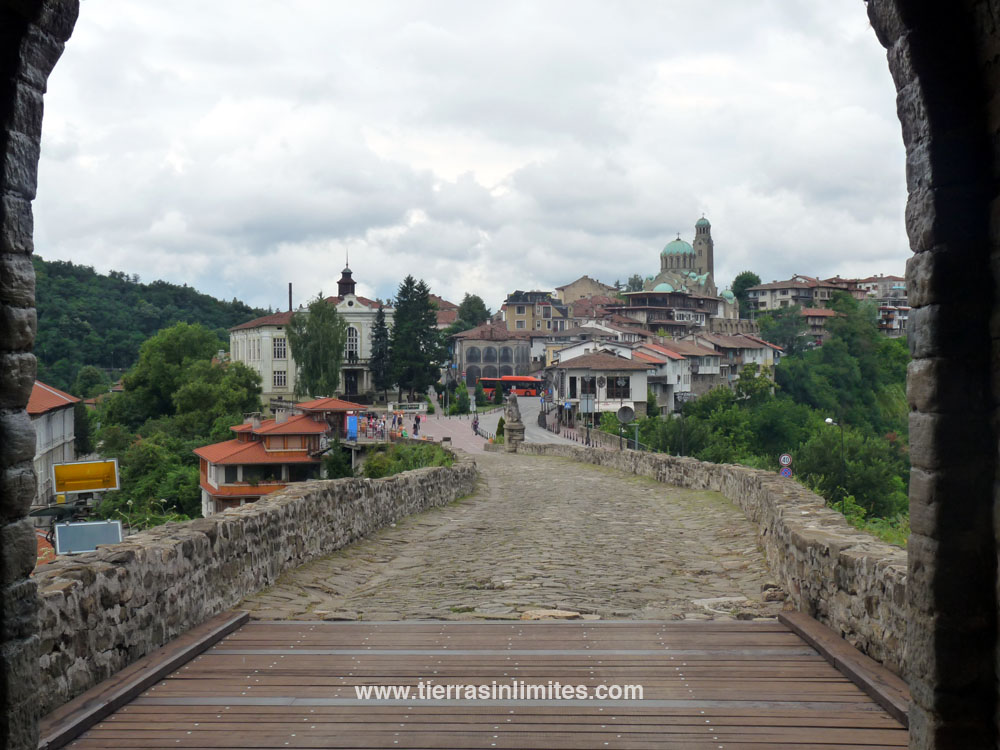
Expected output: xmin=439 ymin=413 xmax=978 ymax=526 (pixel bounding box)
xmin=516 ymin=444 xmax=907 ymax=674
xmin=32 ymin=456 xmax=476 ymax=715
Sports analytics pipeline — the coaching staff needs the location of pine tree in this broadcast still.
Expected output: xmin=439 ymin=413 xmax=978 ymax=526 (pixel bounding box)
xmin=369 ymin=305 xmax=392 ymax=402
xmin=390 ymin=276 xmax=445 ymax=401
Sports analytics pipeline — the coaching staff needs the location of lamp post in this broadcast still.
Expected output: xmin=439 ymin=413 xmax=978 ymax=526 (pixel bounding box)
xmin=824 ymin=417 xmax=846 ymax=514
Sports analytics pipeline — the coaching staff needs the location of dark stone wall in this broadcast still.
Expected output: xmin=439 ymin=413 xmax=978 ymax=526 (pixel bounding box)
xmin=868 ymin=2 xmax=999 ymax=748
xmin=0 ymin=2 xmax=77 ymax=748
xmin=1 ymin=1 xmax=999 ymax=748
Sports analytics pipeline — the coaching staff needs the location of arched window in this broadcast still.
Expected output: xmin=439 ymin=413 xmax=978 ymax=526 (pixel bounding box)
xmin=466 ymin=346 xmax=481 ymax=363
xmin=500 ymin=347 xmax=513 ymax=363
xmin=345 ymin=326 xmax=360 ymax=363
xmin=483 ymin=365 xmax=498 ymax=378
xmin=500 ymin=365 xmax=513 ymax=377
xmin=465 ymin=364 xmax=481 ymax=387
xmin=484 ymin=347 xmax=497 ymax=363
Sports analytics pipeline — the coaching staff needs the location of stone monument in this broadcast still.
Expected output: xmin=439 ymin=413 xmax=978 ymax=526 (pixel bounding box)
xmin=504 ymin=394 xmax=526 ymax=452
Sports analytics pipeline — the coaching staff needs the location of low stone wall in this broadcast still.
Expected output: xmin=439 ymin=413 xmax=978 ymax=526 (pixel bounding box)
xmin=516 ymin=443 xmax=908 ymax=674
xmin=33 ymin=454 xmax=477 ymax=715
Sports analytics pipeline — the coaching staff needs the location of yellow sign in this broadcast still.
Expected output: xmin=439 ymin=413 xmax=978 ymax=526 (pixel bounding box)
xmin=53 ymin=459 xmax=119 ymax=494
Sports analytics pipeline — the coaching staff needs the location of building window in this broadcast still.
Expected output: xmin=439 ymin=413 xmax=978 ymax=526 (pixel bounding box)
xmin=516 ymin=320 xmax=525 ymax=329
xmin=273 ymin=337 xmax=287 ymax=360
xmin=606 ymin=376 xmax=631 ymax=399
xmin=225 ymin=466 xmax=238 ymax=483
xmin=346 ymin=326 xmax=360 ymax=362
xmin=516 ymin=305 xmax=525 ymax=315
xmin=273 ymin=370 xmax=287 ymax=388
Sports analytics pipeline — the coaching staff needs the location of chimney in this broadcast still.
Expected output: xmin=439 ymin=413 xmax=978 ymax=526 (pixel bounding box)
xmin=276 ymin=410 xmax=288 ymax=424
xmin=288 ymin=282 xmax=293 ymax=312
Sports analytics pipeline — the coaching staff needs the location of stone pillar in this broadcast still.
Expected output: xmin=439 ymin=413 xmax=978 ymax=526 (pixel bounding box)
xmin=0 ymin=2 xmax=77 ymax=748
xmin=868 ymin=2 xmax=998 ymax=748
xmin=504 ymin=419 xmax=525 ymax=452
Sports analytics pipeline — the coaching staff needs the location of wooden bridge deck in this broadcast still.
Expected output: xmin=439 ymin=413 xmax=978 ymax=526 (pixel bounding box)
xmin=55 ymin=618 xmax=907 ymax=749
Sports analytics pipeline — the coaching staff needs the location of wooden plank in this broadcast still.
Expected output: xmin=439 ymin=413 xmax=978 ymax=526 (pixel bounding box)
xmin=779 ymin=611 xmax=910 ymax=727
xmin=37 ymin=611 xmax=249 ymax=750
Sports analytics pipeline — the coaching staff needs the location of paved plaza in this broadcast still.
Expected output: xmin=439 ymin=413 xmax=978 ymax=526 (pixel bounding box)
xmin=240 ymin=450 xmax=787 ymax=622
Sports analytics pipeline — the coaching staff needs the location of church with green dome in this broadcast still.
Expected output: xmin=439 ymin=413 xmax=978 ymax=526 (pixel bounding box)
xmin=643 ymin=217 xmax=718 ymax=297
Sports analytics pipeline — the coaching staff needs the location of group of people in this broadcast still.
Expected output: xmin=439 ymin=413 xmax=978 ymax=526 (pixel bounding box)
xmin=355 ymin=411 xmax=424 ymax=440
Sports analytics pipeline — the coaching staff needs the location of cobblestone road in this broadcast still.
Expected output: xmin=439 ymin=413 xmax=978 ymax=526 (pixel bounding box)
xmin=240 ymin=452 xmax=787 ymax=622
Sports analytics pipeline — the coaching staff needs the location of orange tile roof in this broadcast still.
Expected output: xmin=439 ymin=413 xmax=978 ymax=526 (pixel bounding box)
xmin=633 ymin=350 xmax=665 ymax=364
xmin=194 ymin=439 xmax=317 ymax=465
xmin=324 ymin=294 xmax=388 ymax=310
xmin=256 ymin=414 xmax=329 ymax=435
xmin=229 ymin=310 xmax=295 ymax=331
xmin=230 ymin=423 xmax=253 ymax=432
xmin=801 ymin=307 xmax=838 ymax=317
xmin=295 ymin=397 xmax=367 ymax=412
xmin=27 ymin=381 xmax=80 ymax=415
xmin=200 ymin=481 xmax=288 ymax=498
xmin=641 ymin=343 xmax=686 ymax=361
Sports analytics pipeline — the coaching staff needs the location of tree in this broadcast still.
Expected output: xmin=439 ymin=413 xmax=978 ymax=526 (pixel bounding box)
xmin=474 ymin=381 xmax=487 ymax=407
xmin=626 ymin=274 xmax=645 ymax=292
xmin=456 ymin=294 xmax=491 ymax=328
xmin=456 ymin=383 xmax=471 ymax=414
xmin=492 ymin=381 xmax=504 ymax=405
xmin=390 ymin=277 xmax=445 ymax=400
xmin=287 ymin=293 xmax=349 ymax=398
xmin=74 ymin=402 xmax=93 ymax=454
xmin=758 ymin=305 xmax=809 ymax=356
xmin=369 ymin=305 xmax=392 ymax=401
xmin=73 ymin=365 xmax=109 ymax=398
xmin=103 ymin=322 xmax=220 ymax=430
xmin=731 ymin=271 xmax=761 ymax=319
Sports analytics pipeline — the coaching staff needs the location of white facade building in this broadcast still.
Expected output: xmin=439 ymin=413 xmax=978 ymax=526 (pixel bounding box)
xmin=230 ymin=267 xmax=393 ymax=406
xmin=27 ymin=381 xmax=78 ymax=508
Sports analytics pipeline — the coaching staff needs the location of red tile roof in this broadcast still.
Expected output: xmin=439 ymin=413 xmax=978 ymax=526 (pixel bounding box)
xmin=554 ymin=352 xmax=651 ymax=371
xmin=324 ymin=294 xmax=388 ymax=310
xmin=655 ymin=340 xmax=720 ymax=358
xmin=429 ymin=294 xmax=458 ymax=310
xmin=295 ymin=397 xmax=367 ymax=412
xmin=229 ymin=310 xmax=295 ymax=331
xmin=801 ymin=308 xmax=837 ymax=317
xmin=633 ymin=350 xmax=665 ymax=364
xmin=452 ymin=321 xmax=530 ymax=341
xmin=641 ymin=343 xmax=687 ymax=361
xmin=193 ymin=440 xmax=317 ymax=465
xmin=255 ymin=414 xmax=329 ymax=435
xmin=27 ymin=381 xmax=80 ymax=416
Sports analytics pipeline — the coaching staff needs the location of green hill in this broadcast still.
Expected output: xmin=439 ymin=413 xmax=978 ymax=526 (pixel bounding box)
xmin=32 ymin=256 xmax=268 ymax=392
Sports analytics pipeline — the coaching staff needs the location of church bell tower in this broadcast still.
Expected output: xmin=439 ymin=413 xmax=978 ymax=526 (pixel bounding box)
xmin=692 ymin=216 xmax=714 ymax=278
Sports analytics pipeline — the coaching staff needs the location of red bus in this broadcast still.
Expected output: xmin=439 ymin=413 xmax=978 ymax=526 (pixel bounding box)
xmin=479 ymin=375 xmax=543 ymax=398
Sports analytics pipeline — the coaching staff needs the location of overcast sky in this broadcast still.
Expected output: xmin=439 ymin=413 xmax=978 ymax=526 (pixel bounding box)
xmin=35 ymin=1 xmax=907 ymax=313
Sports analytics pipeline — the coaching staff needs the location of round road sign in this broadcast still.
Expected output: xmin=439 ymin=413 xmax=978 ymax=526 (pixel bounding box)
xmin=779 ymin=453 xmax=793 ymax=467
xmin=779 ymin=466 xmax=793 ymax=478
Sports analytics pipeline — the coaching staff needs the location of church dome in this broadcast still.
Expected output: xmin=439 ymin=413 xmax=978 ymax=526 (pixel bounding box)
xmin=695 ymin=217 xmax=711 ymax=228
xmin=721 ymin=289 xmax=735 ymax=303
xmin=661 ymin=238 xmax=693 ymax=255
xmin=653 ymin=282 xmax=674 ymax=292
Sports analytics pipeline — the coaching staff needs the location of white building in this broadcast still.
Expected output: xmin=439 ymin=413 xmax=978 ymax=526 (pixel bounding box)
xmin=230 ymin=267 xmax=393 ymax=406
xmin=547 ymin=351 xmax=651 ymax=427
xmin=27 ymin=381 xmax=78 ymax=508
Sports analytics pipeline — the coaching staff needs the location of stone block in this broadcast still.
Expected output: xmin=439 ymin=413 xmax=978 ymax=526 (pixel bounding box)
xmin=0 ymin=303 xmax=36 ymax=350
xmin=0 ymin=193 xmax=33 ymax=255
xmin=0 ymin=353 xmax=35 ymax=412
xmin=0 ymin=411 xmax=35 ymax=468
xmin=908 ymin=411 xmax=991 ymax=470
xmin=907 ymin=303 xmax=989 ymax=359
xmin=1 ymin=130 xmax=41 ymax=200
xmin=0 ymin=519 xmax=36 ymax=586
xmin=0 ymin=254 xmax=35 ymax=309
xmin=906 ymin=357 xmax=986 ymax=412
xmin=0 ymin=463 xmax=36 ymax=521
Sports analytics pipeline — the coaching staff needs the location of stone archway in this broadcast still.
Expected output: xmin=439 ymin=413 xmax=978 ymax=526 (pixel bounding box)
xmin=2 ymin=2 xmax=999 ymax=748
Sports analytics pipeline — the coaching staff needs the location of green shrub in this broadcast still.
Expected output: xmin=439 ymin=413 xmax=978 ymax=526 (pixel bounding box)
xmin=426 ymin=396 xmax=435 ymax=414
xmin=323 ymin=441 xmax=354 ymax=479
xmin=362 ymin=443 xmax=454 ymax=479
xmin=456 ymin=383 xmax=471 ymax=414
xmin=496 ymin=416 xmax=505 ymax=438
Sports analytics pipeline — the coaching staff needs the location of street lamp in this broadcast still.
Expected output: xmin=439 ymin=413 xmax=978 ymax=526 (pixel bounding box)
xmin=825 ymin=417 xmax=846 ymax=514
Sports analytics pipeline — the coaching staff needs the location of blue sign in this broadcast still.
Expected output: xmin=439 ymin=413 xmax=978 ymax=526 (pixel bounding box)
xmin=346 ymin=415 xmax=358 ymax=441
xmin=779 ymin=466 xmax=793 ymax=478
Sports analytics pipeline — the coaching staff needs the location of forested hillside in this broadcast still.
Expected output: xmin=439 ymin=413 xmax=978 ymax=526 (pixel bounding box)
xmin=32 ymin=256 xmax=268 ymax=391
